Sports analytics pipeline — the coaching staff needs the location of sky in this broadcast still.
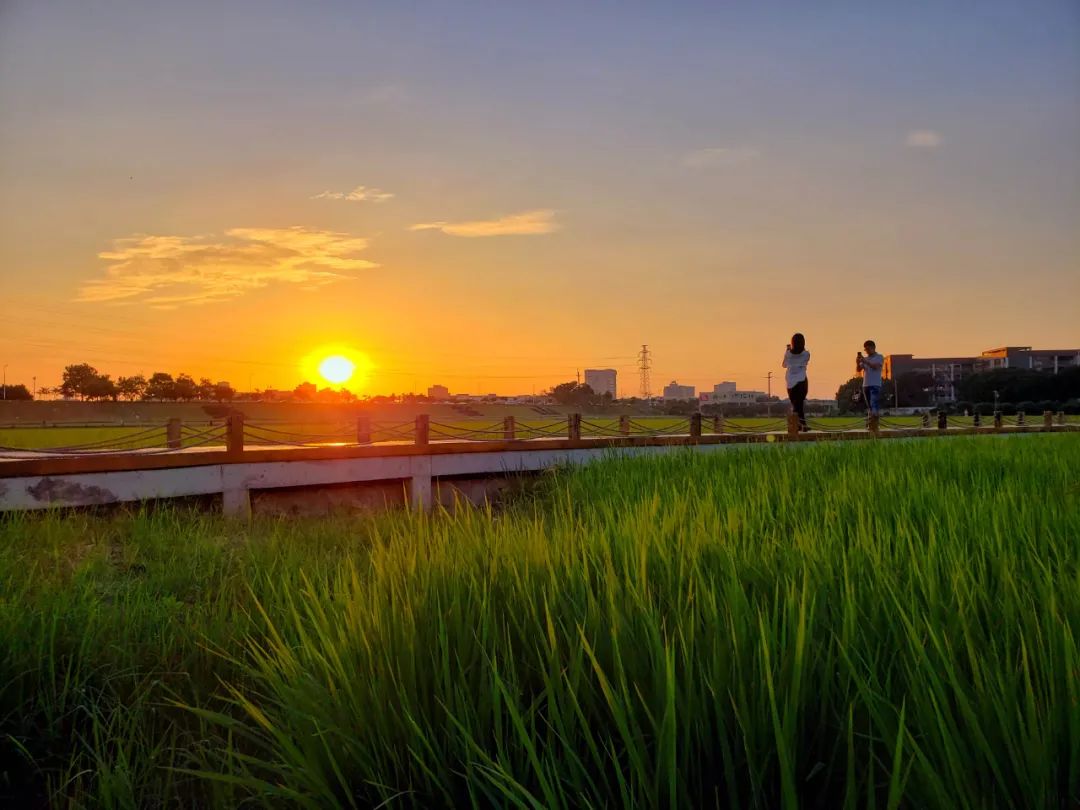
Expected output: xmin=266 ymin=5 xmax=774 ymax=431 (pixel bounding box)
xmin=1 ymin=0 xmax=1078 ymax=399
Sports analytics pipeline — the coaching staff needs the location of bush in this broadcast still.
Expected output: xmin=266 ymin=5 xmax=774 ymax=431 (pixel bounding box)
xmin=1017 ymin=401 xmax=1038 ymax=415
xmin=974 ymin=402 xmax=995 ymax=415
xmin=1001 ymin=403 xmax=1018 ymax=416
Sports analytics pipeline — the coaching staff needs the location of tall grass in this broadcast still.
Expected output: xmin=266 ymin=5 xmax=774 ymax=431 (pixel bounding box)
xmin=1 ymin=435 xmax=1078 ymax=808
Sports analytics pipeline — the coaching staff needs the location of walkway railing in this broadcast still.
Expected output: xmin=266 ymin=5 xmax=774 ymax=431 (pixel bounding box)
xmin=1 ymin=411 xmax=1075 ymax=460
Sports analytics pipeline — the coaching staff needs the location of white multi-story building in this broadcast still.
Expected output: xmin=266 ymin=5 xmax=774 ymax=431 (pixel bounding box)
xmin=427 ymin=384 xmax=450 ymax=400
xmin=663 ymin=380 xmax=696 ymax=400
xmin=584 ymin=368 xmax=617 ymax=398
xmin=700 ymin=382 xmax=766 ymax=404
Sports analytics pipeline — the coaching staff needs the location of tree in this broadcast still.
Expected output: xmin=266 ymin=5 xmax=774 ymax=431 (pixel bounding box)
xmin=957 ymin=367 xmax=1080 ymax=405
xmin=144 ymin=372 xmax=176 ymax=401
xmin=0 ymin=383 xmax=33 ymax=400
xmin=117 ymin=374 xmax=147 ymax=401
xmin=173 ymin=374 xmax=198 ymax=401
xmin=213 ymin=381 xmax=236 ymax=402
xmin=889 ymin=371 xmax=935 ymax=408
xmin=83 ymin=374 xmax=118 ymax=401
xmin=61 ymin=363 xmax=103 ymax=400
xmin=293 ymin=382 xmax=317 ymax=401
xmin=197 ymin=377 xmax=216 ymax=401
xmin=835 ymin=376 xmax=864 ymax=414
xmin=550 ymin=381 xmax=601 ymax=408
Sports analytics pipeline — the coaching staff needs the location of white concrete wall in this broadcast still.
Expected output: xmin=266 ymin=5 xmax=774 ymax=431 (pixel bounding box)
xmin=0 ymin=443 xmax=743 ymax=515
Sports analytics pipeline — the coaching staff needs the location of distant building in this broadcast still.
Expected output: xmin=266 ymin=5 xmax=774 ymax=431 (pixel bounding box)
xmin=885 ymin=345 xmax=1080 ymax=402
xmin=977 ymin=346 xmax=1080 ymax=373
xmin=427 ymin=384 xmax=450 ymax=400
xmin=884 ymin=355 xmax=977 ymax=402
xmin=700 ymin=381 xmax=765 ymax=404
xmin=584 ymin=368 xmax=617 ymax=398
xmin=663 ymin=380 xmax=696 ymax=400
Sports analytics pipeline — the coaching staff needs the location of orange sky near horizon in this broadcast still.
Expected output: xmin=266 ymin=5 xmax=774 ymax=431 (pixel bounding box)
xmin=1 ymin=2 xmax=1077 ymax=400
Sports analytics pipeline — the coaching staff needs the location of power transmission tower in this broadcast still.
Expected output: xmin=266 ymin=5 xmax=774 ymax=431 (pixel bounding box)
xmin=637 ymin=344 xmax=652 ymax=400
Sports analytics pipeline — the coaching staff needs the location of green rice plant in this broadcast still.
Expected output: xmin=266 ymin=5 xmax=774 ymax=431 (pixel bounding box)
xmin=1 ymin=435 xmax=1078 ymax=807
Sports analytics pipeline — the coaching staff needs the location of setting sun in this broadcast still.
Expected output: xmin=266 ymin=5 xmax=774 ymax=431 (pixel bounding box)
xmin=318 ymin=355 xmax=355 ymax=385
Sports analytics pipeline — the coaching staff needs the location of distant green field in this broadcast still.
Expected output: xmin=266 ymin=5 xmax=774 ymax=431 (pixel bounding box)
xmin=1 ymin=435 xmax=1078 ymax=807
xmin=1 ymin=414 xmax=1075 ymax=451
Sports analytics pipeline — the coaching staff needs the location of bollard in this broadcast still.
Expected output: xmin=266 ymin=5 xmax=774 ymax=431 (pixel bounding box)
xmin=166 ymin=417 xmax=182 ymax=449
xmin=415 ymin=414 xmax=430 ymax=446
xmin=690 ymin=412 xmax=702 ymax=439
xmin=1043 ymin=410 xmax=1053 ymax=429
xmin=787 ymin=412 xmax=799 ymax=437
xmin=993 ymin=411 xmax=1003 ymax=431
xmin=619 ymin=414 xmax=630 ymax=437
xmin=713 ymin=415 xmax=724 ymax=434
xmin=356 ymin=416 xmax=371 ymax=445
xmin=503 ymin=415 xmax=515 ymax=440
xmin=937 ymin=411 xmax=947 ymax=431
xmin=868 ymin=414 xmax=880 ymax=436
xmin=1017 ymin=411 xmax=1026 ymax=427
xmin=226 ymin=413 xmax=244 ymax=455
xmin=921 ymin=412 xmax=931 ymax=429
xmin=568 ymin=413 xmax=582 ymax=441
xmin=973 ymin=412 xmax=981 ymax=428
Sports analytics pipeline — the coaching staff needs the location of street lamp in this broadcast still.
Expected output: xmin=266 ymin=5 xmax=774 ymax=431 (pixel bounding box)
xmin=2 ymin=364 xmax=7 ymax=400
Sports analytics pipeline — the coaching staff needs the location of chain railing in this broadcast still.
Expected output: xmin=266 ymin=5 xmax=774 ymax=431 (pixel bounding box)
xmin=2 ymin=410 xmax=1076 ymax=460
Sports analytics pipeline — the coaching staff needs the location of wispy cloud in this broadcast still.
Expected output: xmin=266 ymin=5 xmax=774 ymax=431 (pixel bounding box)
xmin=905 ymin=130 xmax=943 ymax=148
xmin=410 ymin=209 xmax=559 ymax=237
xmin=682 ymin=146 xmax=760 ymax=168
xmin=311 ymin=185 xmax=394 ymax=203
xmin=78 ymin=227 xmax=377 ymax=308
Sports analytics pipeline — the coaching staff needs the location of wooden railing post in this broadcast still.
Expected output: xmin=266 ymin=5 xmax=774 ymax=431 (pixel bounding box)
xmin=713 ymin=415 xmax=724 ymax=434
xmin=1017 ymin=411 xmax=1026 ymax=427
xmin=415 ymin=414 xmax=429 ymax=446
xmin=166 ymin=417 xmax=182 ymax=449
xmin=619 ymin=415 xmax=630 ymax=436
xmin=356 ymin=416 xmax=371 ymax=445
xmin=1043 ymin=410 xmax=1053 ymax=429
xmin=972 ymin=412 xmax=981 ymax=428
xmin=937 ymin=411 xmax=947 ymax=431
xmin=868 ymin=414 xmax=880 ymax=436
xmin=503 ymin=415 xmax=515 ymax=440
xmin=921 ymin=412 xmax=931 ymax=429
xmin=1057 ymin=411 xmax=1066 ymax=426
xmin=787 ymin=412 xmax=799 ymax=437
xmin=226 ymin=413 xmax=244 ymax=455
xmin=568 ymin=413 xmax=582 ymax=441
xmin=993 ymin=411 xmax=1003 ymax=431
xmin=690 ymin=412 xmax=702 ymax=439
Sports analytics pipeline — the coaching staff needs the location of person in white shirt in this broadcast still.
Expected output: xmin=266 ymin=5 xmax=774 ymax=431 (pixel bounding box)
xmin=782 ymin=332 xmax=810 ymax=432
xmin=856 ymin=339 xmax=884 ymax=416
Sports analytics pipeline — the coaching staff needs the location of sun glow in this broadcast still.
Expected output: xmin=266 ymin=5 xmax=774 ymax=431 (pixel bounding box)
xmin=318 ymin=355 xmax=355 ymax=384
xmin=301 ymin=346 xmax=373 ymax=391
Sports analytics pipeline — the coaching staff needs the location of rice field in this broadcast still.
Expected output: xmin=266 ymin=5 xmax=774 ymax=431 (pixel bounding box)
xmin=6 ymin=415 xmax=1073 ymax=451
xmin=1 ymin=434 xmax=1078 ymax=808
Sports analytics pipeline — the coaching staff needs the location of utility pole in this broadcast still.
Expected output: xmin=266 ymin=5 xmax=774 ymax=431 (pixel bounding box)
xmin=766 ymin=371 xmax=772 ymax=399
xmin=2 ymin=364 xmax=7 ymax=400
xmin=32 ymin=376 xmax=36 ymax=400
xmin=637 ymin=344 xmax=652 ymax=401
